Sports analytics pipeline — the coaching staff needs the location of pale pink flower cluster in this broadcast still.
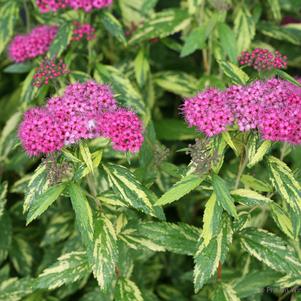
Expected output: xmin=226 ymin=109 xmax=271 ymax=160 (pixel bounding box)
xmin=19 ymin=81 xmax=144 ymax=156
xmin=183 ymin=79 xmax=301 ymax=144
xmin=36 ymin=0 xmax=112 ymax=13
xmin=238 ymin=48 xmax=287 ymax=71
xmin=8 ymin=25 xmax=58 ymax=63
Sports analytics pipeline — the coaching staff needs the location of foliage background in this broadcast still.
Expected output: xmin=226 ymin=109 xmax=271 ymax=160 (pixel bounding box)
xmin=1 ymin=0 xmax=301 ymax=300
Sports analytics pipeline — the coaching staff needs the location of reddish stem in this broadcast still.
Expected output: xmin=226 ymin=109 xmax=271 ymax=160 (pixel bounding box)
xmin=217 ymin=261 xmax=222 ymax=281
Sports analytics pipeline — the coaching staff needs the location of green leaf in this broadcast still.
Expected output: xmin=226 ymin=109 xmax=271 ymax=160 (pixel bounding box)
xmin=0 ymin=213 xmax=12 ymax=264
xmin=154 ymin=71 xmax=199 ymax=97
xmin=41 ymin=212 xmax=74 ymax=246
xmin=267 ymin=156 xmax=301 ymax=214
xmin=258 ymin=22 xmax=301 ymax=45
xmin=134 ymin=48 xmax=150 ymax=88
xmin=96 ymin=64 xmax=145 ymax=114
xmin=103 ymin=163 xmax=165 ymax=220
xmin=3 ymin=63 xmax=33 ymax=74
xmin=234 ymin=6 xmax=255 ymax=53
xmin=241 ymin=174 xmax=272 ymax=192
xmin=247 ymin=137 xmax=271 ymax=168
xmin=218 ymin=23 xmax=237 ymax=63
xmin=129 ymin=9 xmax=190 ymax=44
xmin=202 ymin=193 xmax=223 ymax=246
xmin=92 ymin=215 xmax=118 ymax=291
xmin=270 ymin=203 xmax=294 ymax=239
xmin=138 ymin=222 xmax=200 ymax=255
xmin=68 ymin=183 xmax=94 ymax=249
xmin=212 ymin=284 xmax=240 ymax=301
xmin=0 ymin=112 xmax=21 ymax=158
xmin=23 ymin=164 xmax=50 ymax=213
xmin=156 ymin=174 xmax=204 ymax=206
xmin=100 ymin=11 xmax=126 ymax=44
xmin=219 ymin=61 xmax=249 ymax=85
xmin=115 ymin=278 xmax=143 ymax=301
xmin=26 ymin=183 xmax=66 ymax=225
xmin=180 ymin=25 xmax=206 ymax=57
xmin=36 ymin=252 xmax=91 ymax=290
xmin=10 ymin=236 xmax=33 ymax=276
xmin=276 ymin=70 xmax=301 ymax=87
xmin=0 ymin=182 xmax=8 ymax=219
xmin=239 ymin=228 xmax=301 ymax=275
xmin=155 ymin=119 xmax=197 ymax=141
xmin=194 ymin=217 xmax=232 ymax=292
xmin=0 ymin=2 xmax=19 ymax=55
xmin=49 ymin=22 xmax=73 ymax=58
xmin=0 ymin=278 xmax=34 ymax=301
xmin=267 ymin=0 xmax=281 ymax=21
xmin=212 ymin=174 xmax=238 ymax=218
xmin=20 ymin=69 xmax=38 ymax=103
xmin=231 ymin=189 xmax=272 ymax=206
xmin=79 ymin=141 xmax=94 ymax=174
xmin=233 ymin=270 xmax=282 ymax=298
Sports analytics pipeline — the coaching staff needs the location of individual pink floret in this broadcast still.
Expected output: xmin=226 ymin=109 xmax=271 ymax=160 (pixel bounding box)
xmin=8 ymin=25 xmax=58 ymax=63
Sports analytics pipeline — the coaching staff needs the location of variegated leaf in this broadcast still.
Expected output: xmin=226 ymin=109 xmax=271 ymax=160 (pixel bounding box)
xmin=202 ymin=193 xmax=223 ymax=246
xmin=138 ymin=221 xmax=200 ymax=255
xmin=115 ymin=278 xmax=143 ymax=301
xmin=103 ymin=163 xmax=165 ymax=220
xmin=268 ymin=156 xmax=301 ymax=214
xmin=194 ymin=217 xmax=232 ymax=292
xmin=239 ymin=228 xmax=301 ymax=275
xmin=0 ymin=278 xmax=34 ymax=301
xmin=23 ymin=164 xmax=50 ymax=213
xmin=68 ymin=183 xmax=94 ymax=249
xmin=92 ymin=215 xmax=118 ymax=291
xmin=0 ymin=182 xmax=8 ymax=219
xmin=129 ymin=9 xmax=190 ymax=44
xmin=36 ymin=252 xmax=91 ymax=290
xmin=212 ymin=174 xmax=238 ymax=218
xmin=26 ymin=183 xmax=66 ymax=225
xmin=156 ymin=174 xmax=204 ymax=206
xmin=212 ymin=284 xmax=240 ymax=301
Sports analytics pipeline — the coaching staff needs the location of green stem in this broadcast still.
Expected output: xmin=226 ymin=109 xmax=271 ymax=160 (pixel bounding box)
xmin=23 ymin=0 xmax=31 ymax=32
xmin=234 ymin=150 xmax=248 ymax=189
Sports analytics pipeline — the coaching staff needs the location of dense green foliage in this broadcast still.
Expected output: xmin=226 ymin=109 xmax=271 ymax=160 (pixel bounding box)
xmin=1 ymin=0 xmax=301 ymax=300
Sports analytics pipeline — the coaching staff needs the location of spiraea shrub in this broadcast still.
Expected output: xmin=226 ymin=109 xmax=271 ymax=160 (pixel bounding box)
xmin=1 ymin=0 xmax=301 ymax=300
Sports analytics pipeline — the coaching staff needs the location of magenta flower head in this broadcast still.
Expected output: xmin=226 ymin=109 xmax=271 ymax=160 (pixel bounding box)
xmin=99 ymin=109 xmax=144 ymax=153
xmin=36 ymin=0 xmax=68 ymax=13
xmin=238 ymin=48 xmax=287 ymax=71
xmin=182 ymin=88 xmax=234 ymax=137
xmin=18 ymin=107 xmax=65 ymax=156
xmin=182 ymin=78 xmax=301 ymax=145
xmin=19 ymin=81 xmax=144 ymax=156
xmin=8 ymin=25 xmax=58 ymax=63
xmin=36 ymin=0 xmax=112 ymax=13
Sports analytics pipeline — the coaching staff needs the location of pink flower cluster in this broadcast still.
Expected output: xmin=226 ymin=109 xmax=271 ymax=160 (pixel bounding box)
xmin=72 ymin=22 xmax=96 ymax=41
xmin=36 ymin=0 xmax=112 ymax=13
xmin=8 ymin=26 xmax=58 ymax=63
xmin=238 ymin=49 xmax=287 ymax=71
xmin=33 ymin=58 xmax=69 ymax=87
xmin=19 ymin=81 xmax=144 ymax=156
xmin=183 ymin=78 xmax=301 ymax=144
